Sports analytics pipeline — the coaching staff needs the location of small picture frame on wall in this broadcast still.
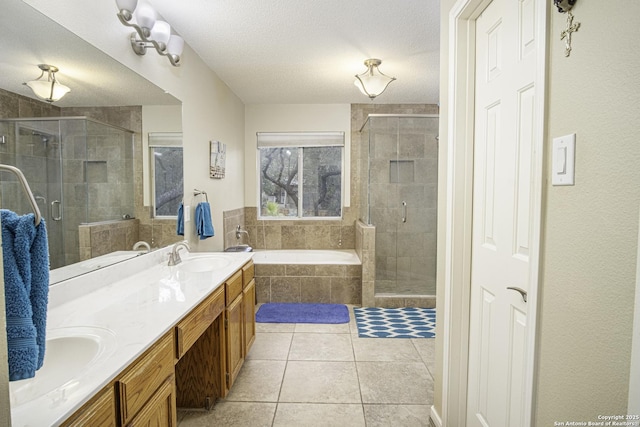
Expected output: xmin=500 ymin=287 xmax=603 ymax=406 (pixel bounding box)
xmin=210 ymin=140 xmax=226 ymax=179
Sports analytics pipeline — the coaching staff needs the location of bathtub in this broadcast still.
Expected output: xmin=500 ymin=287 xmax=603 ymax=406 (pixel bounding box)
xmin=251 ymin=249 xmax=362 ymax=305
xmin=252 ymin=249 xmax=361 ymax=265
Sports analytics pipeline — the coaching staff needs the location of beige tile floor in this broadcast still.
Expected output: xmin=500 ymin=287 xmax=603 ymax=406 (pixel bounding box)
xmin=178 ymin=305 xmax=435 ymax=427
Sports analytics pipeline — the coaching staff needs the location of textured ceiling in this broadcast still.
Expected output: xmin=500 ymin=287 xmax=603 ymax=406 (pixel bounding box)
xmin=150 ymin=0 xmax=441 ymax=104
xmin=2 ymin=0 xmax=440 ymax=107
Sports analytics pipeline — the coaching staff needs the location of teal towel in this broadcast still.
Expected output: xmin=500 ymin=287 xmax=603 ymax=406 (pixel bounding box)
xmin=195 ymin=202 xmax=214 ymax=240
xmin=176 ymin=202 xmax=184 ymax=236
xmin=1 ymin=209 xmax=50 ymax=381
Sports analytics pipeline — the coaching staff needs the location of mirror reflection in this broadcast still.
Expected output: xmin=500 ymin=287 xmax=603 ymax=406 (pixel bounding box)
xmin=0 ymin=0 xmax=182 ymax=284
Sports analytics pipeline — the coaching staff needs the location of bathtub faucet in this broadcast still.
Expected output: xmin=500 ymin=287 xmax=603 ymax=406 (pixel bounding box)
xmin=236 ymin=225 xmax=250 ymax=244
xmin=132 ymin=241 xmax=151 ymax=253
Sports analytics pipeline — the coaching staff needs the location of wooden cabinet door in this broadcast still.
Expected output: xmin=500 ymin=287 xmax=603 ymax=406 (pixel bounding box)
xmin=62 ymin=386 xmax=116 ymax=427
xmin=243 ymin=278 xmax=256 ymax=355
xmin=127 ymin=376 xmax=177 ymax=427
xmin=225 ymin=293 xmax=244 ymax=390
xmin=117 ymin=333 xmax=174 ymax=424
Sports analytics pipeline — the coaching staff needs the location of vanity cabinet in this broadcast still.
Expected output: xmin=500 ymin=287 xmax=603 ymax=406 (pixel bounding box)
xmin=175 ymin=285 xmax=226 ymax=360
xmin=242 ymin=261 xmax=256 ymax=354
xmin=117 ymin=332 xmax=176 ymax=426
xmin=127 ymin=376 xmax=176 ymax=427
xmin=61 ymin=385 xmax=116 ymax=427
xmin=60 ymin=256 xmax=256 ymax=424
xmin=225 ymin=269 xmax=245 ymax=392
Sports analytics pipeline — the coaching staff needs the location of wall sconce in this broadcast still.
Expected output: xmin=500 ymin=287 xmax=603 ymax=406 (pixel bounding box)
xmin=23 ymin=64 xmax=70 ymax=103
xmin=115 ymin=0 xmax=184 ymax=67
xmin=354 ymin=59 xmax=396 ymax=100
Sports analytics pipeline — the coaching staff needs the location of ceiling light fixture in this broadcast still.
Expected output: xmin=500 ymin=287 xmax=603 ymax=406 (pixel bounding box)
xmin=354 ymin=59 xmax=396 ymax=100
xmin=115 ymin=0 xmax=184 ymax=67
xmin=24 ymin=64 xmax=70 ymax=103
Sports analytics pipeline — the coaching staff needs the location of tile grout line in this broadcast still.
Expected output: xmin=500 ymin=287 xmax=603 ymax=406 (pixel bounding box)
xmin=271 ymin=327 xmax=295 ymax=426
xmin=349 ymin=306 xmax=368 ymax=426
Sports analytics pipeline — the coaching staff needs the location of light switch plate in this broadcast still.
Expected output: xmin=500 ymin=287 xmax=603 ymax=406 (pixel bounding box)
xmin=552 ymin=133 xmax=576 ymax=186
xmin=184 ymin=205 xmax=190 ymax=222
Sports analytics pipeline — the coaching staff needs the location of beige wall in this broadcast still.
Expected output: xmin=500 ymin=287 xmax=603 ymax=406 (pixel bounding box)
xmin=435 ymin=0 xmax=640 ymax=423
xmin=536 ymin=2 xmax=640 ymax=423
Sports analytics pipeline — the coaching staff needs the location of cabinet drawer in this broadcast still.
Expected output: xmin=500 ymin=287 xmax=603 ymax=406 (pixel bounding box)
xmin=175 ymin=286 xmax=225 ymax=359
xmin=117 ymin=332 xmax=174 ymax=423
xmin=242 ymin=260 xmax=255 ymax=288
xmin=226 ymin=270 xmax=243 ymax=306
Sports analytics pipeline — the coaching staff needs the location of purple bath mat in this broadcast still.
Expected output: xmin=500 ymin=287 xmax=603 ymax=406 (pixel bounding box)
xmin=256 ymin=303 xmax=350 ymax=324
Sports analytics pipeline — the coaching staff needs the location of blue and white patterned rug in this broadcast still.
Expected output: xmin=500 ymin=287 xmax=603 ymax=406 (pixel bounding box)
xmin=354 ymin=307 xmax=436 ymax=338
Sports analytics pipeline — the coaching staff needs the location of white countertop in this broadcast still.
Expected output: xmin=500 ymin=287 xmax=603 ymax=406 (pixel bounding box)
xmin=9 ymin=247 xmax=253 ymax=427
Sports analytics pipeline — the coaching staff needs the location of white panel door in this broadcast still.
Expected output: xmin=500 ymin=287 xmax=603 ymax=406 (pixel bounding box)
xmin=467 ymin=0 xmax=538 ymax=425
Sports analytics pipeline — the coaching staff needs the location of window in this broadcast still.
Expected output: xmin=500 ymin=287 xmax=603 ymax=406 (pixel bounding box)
xmin=257 ymin=132 xmax=344 ymax=219
xmin=149 ymin=132 xmax=183 ymax=218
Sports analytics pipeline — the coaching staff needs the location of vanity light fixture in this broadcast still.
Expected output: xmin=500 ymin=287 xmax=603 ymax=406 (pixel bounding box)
xmin=354 ymin=58 xmax=396 ymax=100
xmin=24 ymin=64 xmax=70 ymax=103
xmin=115 ymin=0 xmax=184 ymax=67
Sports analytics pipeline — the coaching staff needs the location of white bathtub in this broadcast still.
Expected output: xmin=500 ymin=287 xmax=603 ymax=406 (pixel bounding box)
xmin=252 ymin=249 xmax=361 ymax=265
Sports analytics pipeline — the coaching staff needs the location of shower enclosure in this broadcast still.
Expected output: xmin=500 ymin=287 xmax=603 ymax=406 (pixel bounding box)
xmin=360 ymin=114 xmax=439 ymax=297
xmin=0 ymin=117 xmax=134 ymax=269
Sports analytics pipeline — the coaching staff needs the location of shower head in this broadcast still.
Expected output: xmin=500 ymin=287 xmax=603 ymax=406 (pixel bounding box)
xmin=30 ymin=131 xmax=52 ymax=144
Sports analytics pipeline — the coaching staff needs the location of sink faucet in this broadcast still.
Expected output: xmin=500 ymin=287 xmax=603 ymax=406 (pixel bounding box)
xmin=168 ymin=241 xmax=190 ymax=266
xmin=132 ymin=241 xmax=151 ymax=253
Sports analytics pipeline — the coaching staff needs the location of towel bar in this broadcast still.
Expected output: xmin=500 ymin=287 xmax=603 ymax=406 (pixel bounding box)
xmin=0 ymin=164 xmax=42 ymax=226
xmin=193 ymin=188 xmax=208 ymax=202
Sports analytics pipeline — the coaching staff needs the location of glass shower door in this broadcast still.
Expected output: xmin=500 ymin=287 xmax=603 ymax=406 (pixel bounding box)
xmin=10 ymin=120 xmax=65 ymax=269
xmin=366 ymin=115 xmax=438 ymax=296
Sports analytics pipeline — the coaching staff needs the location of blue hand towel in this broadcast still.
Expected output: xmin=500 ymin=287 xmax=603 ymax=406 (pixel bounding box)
xmin=195 ymin=202 xmax=214 ymax=240
xmin=176 ymin=202 xmax=184 ymax=236
xmin=1 ymin=209 xmax=50 ymax=381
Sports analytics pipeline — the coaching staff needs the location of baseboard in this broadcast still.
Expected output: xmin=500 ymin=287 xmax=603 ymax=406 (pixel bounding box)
xmin=430 ymin=405 xmax=443 ymax=427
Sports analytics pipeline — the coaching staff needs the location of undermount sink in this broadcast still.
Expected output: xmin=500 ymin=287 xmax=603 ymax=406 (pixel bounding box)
xmin=9 ymin=326 xmax=117 ymax=407
xmin=179 ymin=255 xmax=231 ymax=273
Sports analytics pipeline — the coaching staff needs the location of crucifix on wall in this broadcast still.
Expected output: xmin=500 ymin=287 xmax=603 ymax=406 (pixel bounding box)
xmin=554 ymin=0 xmax=581 ymax=57
xmin=560 ymin=11 xmax=580 ymax=57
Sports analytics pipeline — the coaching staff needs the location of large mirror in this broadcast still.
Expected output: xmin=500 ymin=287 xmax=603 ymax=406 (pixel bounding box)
xmin=0 ymin=0 xmax=182 ymax=284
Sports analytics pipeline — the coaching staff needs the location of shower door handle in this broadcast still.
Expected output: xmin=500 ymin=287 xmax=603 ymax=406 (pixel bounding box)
xmin=50 ymin=200 xmax=62 ymax=221
xmin=402 ymin=201 xmax=407 ymax=223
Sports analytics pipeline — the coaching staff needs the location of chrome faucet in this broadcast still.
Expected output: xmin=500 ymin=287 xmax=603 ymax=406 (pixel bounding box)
xmin=168 ymin=241 xmax=190 ymax=266
xmin=235 ymin=225 xmax=250 ymax=243
xmin=132 ymin=241 xmax=151 ymax=253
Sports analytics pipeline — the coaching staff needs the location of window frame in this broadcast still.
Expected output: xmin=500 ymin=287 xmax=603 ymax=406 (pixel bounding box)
xmin=149 ymin=132 xmax=183 ymax=219
xmin=256 ymin=132 xmax=345 ymax=220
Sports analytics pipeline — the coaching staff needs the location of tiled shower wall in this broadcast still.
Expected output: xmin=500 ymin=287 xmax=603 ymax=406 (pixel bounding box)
xmin=79 ymin=219 xmax=140 ymax=260
xmin=356 ymin=220 xmax=376 ymax=307
xmin=61 ymin=106 xmax=181 ymax=251
xmin=353 ymin=104 xmax=439 ymax=306
xmin=0 ymin=90 xmax=180 ymax=269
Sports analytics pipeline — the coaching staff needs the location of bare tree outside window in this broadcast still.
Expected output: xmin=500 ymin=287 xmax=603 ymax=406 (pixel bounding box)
xmin=259 ymin=145 xmax=342 ymax=218
xmin=150 ymin=133 xmax=183 ymax=218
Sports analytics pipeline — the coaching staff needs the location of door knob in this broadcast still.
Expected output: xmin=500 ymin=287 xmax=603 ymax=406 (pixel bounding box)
xmin=507 ymin=286 xmax=527 ymax=303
